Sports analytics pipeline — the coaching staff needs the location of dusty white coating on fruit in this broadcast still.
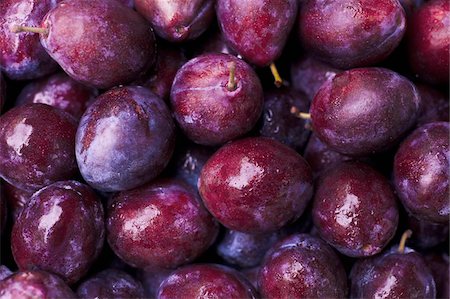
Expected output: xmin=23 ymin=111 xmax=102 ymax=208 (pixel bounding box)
xmin=6 ymin=118 xmax=32 ymax=157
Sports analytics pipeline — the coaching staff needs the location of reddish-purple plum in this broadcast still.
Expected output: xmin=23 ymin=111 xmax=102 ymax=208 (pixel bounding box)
xmin=107 ymin=179 xmax=219 ymax=270
xmin=76 ymin=86 xmax=175 ymax=192
xmin=0 ymin=104 xmax=77 ymax=192
xmin=407 ymin=0 xmax=449 ymax=85
xmin=259 ymin=88 xmax=310 ymax=152
xmin=15 ymin=0 xmax=156 ymax=89
xmin=0 ymin=270 xmax=76 ymax=298
xmin=217 ymin=0 xmax=298 ymax=67
xmin=3 ymin=181 xmax=32 ymax=222
xmin=199 ymin=137 xmax=313 ymax=233
xmin=16 ymin=73 xmax=97 ymax=120
xmin=157 ymin=264 xmax=257 ymax=299
xmin=312 ymin=162 xmax=399 ymax=257
xmin=77 ymin=269 xmax=145 ymax=299
xmin=171 ymin=53 xmax=263 ymax=145
xmin=0 ymin=0 xmax=58 ymax=80
xmin=394 ymin=122 xmax=449 ymax=223
xmin=425 ymin=253 xmax=449 ymax=299
xmin=137 ymin=269 xmax=173 ymax=299
xmin=135 ymin=0 xmax=214 ymax=42
xmin=416 ymin=84 xmax=449 ymax=126
xmin=299 ymin=0 xmax=406 ymax=68
xmin=350 ymin=233 xmax=436 ymax=298
xmin=259 ymin=234 xmax=348 ymax=298
xmin=290 ymin=56 xmax=341 ymax=102
xmin=310 ymin=68 xmax=421 ymax=156
xmin=408 ymin=215 xmax=449 ymax=249
xmin=11 ymin=181 xmax=104 ymax=284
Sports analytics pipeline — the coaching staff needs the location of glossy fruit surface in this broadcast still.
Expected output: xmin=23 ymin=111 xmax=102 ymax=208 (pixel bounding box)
xmin=312 ymin=162 xmax=398 ymax=257
xmin=217 ymin=0 xmax=298 ymax=66
xmin=157 ymin=264 xmax=257 ymax=299
xmin=76 ymin=86 xmax=175 ymax=192
xmin=310 ymin=68 xmax=421 ymax=156
xmin=40 ymin=0 xmax=156 ymax=89
xmin=0 ymin=0 xmax=58 ymax=80
xmin=199 ymin=137 xmax=313 ymax=233
xmin=299 ymin=0 xmax=406 ymax=68
xmin=107 ymin=179 xmax=219 ymax=270
xmin=394 ymin=122 xmax=449 ymax=223
xmin=171 ymin=53 xmax=263 ymax=146
xmin=259 ymin=234 xmax=348 ymax=298
xmin=0 ymin=104 xmax=77 ymax=192
xmin=11 ymin=181 xmax=104 ymax=284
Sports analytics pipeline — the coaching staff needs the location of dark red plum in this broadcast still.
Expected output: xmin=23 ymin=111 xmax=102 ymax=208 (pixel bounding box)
xmin=425 ymin=253 xmax=449 ymax=299
xmin=217 ymin=229 xmax=284 ymax=268
xmin=304 ymin=133 xmax=353 ymax=177
xmin=140 ymin=43 xmax=187 ymax=101
xmin=0 ymin=270 xmax=76 ymax=298
xmin=11 ymin=181 xmax=104 ymax=285
xmin=416 ymin=84 xmax=449 ymax=126
xmin=408 ymin=215 xmax=449 ymax=249
xmin=77 ymin=269 xmax=145 ymax=299
xmin=199 ymin=137 xmax=313 ymax=233
xmin=310 ymin=68 xmax=421 ymax=156
xmin=107 ymin=179 xmax=219 ymax=270
xmin=3 ymin=181 xmax=32 ymax=222
xmin=157 ymin=264 xmax=257 ymax=299
xmin=76 ymin=86 xmax=175 ymax=192
xmin=217 ymin=0 xmax=298 ymax=67
xmin=312 ymin=162 xmax=399 ymax=257
xmin=290 ymin=56 xmax=341 ymax=102
xmin=0 ymin=0 xmax=58 ymax=80
xmin=408 ymin=0 xmax=449 ymax=85
xmin=117 ymin=0 xmax=134 ymax=8
xmin=259 ymin=88 xmax=310 ymax=152
xmin=16 ymin=73 xmax=97 ymax=120
xmin=171 ymin=53 xmax=263 ymax=146
xmin=394 ymin=122 xmax=449 ymax=223
xmin=299 ymin=0 xmax=406 ymax=69
xmin=19 ymin=0 xmax=156 ymax=89
xmin=135 ymin=0 xmax=214 ymax=42
xmin=0 ymin=265 xmax=13 ymax=281
xmin=0 ymin=104 xmax=78 ymax=192
xmin=241 ymin=267 xmax=259 ymax=290
xmin=350 ymin=234 xmax=436 ymax=298
xmin=259 ymin=234 xmax=348 ymax=299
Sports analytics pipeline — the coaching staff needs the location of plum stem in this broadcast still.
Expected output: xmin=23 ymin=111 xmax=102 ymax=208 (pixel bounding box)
xmin=227 ymin=62 xmax=237 ymax=91
xmin=398 ymin=229 xmax=412 ymax=253
xmin=11 ymin=25 xmax=48 ymax=35
xmin=269 ymin=62 xmax=283 ymax=88
xmin=290 ymin=106 xmax=311 ymax=120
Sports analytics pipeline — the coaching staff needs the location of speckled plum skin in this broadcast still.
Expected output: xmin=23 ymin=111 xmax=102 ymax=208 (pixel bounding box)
xmin=408 ymin=215 xmax=449 ymax=249
xmin=217 ymin=0 xmax=298 ymax=67
xmin=408 ymin=0 xmax=449 ymax=85
xmin=76 ymin=86 xmax=175 ymax=192
xmin=171 ymin=54 xmax=263 ymax=146
xmin=350 ymin=246 xmax=436 ymax=299
xmin=77 ymin=269 xmax=145 ymax=299
xmin=140 ymin=43 xmax=187 ymax=101
xmin=135 ymin=0 xmax=214 ymax=42
xmin=259 ymin=88 xmax=310 ymax=152
xmin=217 ymin=229 xmax=284 ymax=268
xmin=312 ymin=162 xmax=399 ymax=257
xmin=259 ymin=234 xmax=348 ymax=299
xmin=4 ymin=181 xmax=32 ymax=222
xmin=0 ymin=0 xmax=58 ymax=80
xmin=0 ymin=104 xmax=78 ymax=192
xmin=299 ymin=0 xmax=406 ymax=69
xmin=16 ymin=73 xmax=97 ymax=120
xmin=310 ymin=68 xmax=421 ymax=156
xmin=416 ymin=84 xmax=449 ymax=126
xmin=425 ymin=253 xmax=449 ymax=299
xmin=40 ymin=0 xmax=156 ymax=89
xmin=0 ymin=270 xmax=76 ymax=298
xmin=290 ymin=56 xmax=341 ymax=102
xmin=199 ymin=137 xmax=313 ymax=233
xmin=11 ymin=181 xmax=105 ymax=285
xmin=393 ymin=122 xmax=449 ymax=223
xmin=157 ymin=264 xmax=257 ymax=299
xmin=107 ymin=179 xmax=219 ymax=270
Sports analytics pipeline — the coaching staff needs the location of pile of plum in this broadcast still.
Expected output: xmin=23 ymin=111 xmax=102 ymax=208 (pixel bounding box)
xmin=0 ymin=0 xmax=448 ymax=298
